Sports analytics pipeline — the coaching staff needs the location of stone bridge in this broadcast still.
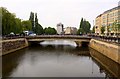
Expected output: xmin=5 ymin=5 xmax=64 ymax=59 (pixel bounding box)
xmin=26 ymin=35 xmax=91 ymax=46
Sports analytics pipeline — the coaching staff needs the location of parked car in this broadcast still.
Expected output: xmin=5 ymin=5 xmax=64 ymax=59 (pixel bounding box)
xmin=29 ymin=33 xmax=36 ymax=36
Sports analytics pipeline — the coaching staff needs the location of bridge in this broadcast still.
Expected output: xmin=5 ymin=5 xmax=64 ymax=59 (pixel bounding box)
xmin=26 ymin=35 xmax=91 ymax=46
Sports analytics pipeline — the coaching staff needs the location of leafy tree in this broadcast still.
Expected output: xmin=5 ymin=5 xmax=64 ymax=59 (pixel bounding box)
xmin=1 ymin=7 xmax=21 ymax=35
xmin=101 ymin=26 xmax=105 ymax=34
xmin=34 ymin=13 xmax=44 ymax=35
xmin=14 ymin=18 xmax=22 ymax=34
xmin=91 ymin=26 xmax=95 ymax=33
xmin=29 ymin=12 xmax=34 ymax=31
xmin=0 ymin=8 xmax=2 ymax=35
xmin=44 ymin=27 xmax=57 ymax=35
xmin=112 ymin=20 xmax=120 ymax=34
xmin=77 ymin=28 xmax=83 ymax=35
xmin=77 ymin=18 xmax=91 ymax=34
xmin=21 ymin=20 xmax=32 ymax=31
xmin=79 ymin=18 xmax=83 ymax=28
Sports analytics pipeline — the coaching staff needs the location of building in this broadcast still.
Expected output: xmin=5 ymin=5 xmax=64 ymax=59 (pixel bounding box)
xmin=64 ymin=27 xmax=77 ymax=35
xmin=118 ymin=1 xmax=120 ymax=6
xmin=95 ymin=6 xmax=120 ymax=35
xmin=95 ymin=14 xmax=102 ymax=34
xmin=56 ymin=23 xmax=64 ymax=34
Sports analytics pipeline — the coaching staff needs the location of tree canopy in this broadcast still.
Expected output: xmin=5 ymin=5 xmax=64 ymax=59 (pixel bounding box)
xmin=1 ymin=7 xmax=44 ymax=36
xmin=44 ymin=27 xmax=57 ymax=35
xmin=2 ymin=7 xmax=24 ymax=35
xmin=29 ymin=12 xmax=44 ymax=35
xmin=77 ymin=18 xmax=91 ymax=35
xmin=101 ymin=26 xmax=105 ymax=34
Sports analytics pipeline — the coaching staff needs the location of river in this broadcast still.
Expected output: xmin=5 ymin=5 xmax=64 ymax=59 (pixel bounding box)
xmin=2 ymin=40 xmax=120 ymax=78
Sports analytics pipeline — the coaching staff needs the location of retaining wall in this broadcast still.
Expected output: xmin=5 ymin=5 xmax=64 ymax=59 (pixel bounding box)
xmin=1 ymin=38 xmax=28 ymax=56
xmin=90 ymin=39 xmax=120 ymax=64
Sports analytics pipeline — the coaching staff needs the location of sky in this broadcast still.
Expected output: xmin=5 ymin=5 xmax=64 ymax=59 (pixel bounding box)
xmin=0 ymin=0 xmax=119 ymax=29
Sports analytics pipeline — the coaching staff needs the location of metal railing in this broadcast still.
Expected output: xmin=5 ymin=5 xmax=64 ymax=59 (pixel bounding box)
xmin=2 ymin=34 xmax=120 ymax=44
xmin=88 ymin=34 xmax=120 ymax=44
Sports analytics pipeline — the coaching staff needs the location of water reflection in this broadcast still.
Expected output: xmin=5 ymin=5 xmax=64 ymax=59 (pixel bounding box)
xmin=2 ymin=40 xmax=119 ymax=78
xmin=90 ymin=48 xmax=120 ymax=79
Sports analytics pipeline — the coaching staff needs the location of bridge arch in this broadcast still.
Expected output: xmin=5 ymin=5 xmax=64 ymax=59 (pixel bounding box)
xmin=26 ymin=35 xmax=91 ymax=47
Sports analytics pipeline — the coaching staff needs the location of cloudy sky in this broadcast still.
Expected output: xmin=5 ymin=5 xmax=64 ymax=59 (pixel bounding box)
xmin=0 ymin=0 xmax=119 ymax=29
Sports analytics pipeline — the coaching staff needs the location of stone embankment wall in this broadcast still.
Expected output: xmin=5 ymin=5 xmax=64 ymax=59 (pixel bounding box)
xmin=90 ymin=39 xmax=120 ymax=64
xmin=1 ymin=38 xmax=28 ymax=56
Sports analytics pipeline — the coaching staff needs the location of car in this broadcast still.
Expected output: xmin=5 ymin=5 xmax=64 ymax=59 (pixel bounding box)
xmin=29 ymin=33 xmax=36 ymax=36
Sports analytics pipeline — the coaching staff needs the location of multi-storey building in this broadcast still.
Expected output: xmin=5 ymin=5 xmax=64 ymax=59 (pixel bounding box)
xmin=64 ymin=27 xmax=77 ymax=35
xmin=95 ymin=6 xmax=120 ymax=35
xmin=56 ymin=23 xmax=64 ymax=34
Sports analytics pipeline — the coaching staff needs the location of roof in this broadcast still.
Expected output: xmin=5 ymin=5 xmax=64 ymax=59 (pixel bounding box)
xmin=103 ymin=6 xmax=120 ymax=14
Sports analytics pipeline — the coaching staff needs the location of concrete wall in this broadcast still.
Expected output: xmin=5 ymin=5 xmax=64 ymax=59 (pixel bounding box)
xmin=90 ymin=48 xmax=120 ymax=78
xmin=90 ymin=39 xmax=120 ymax=64
xmin=1 ymin=38 xmax=28 ymax=56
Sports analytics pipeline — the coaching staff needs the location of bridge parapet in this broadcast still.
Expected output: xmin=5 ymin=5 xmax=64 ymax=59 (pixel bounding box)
xmin=25 ymin=35 xmax=91 ymax=47
xmin=26 ymin=35 xmax=91 ymax=41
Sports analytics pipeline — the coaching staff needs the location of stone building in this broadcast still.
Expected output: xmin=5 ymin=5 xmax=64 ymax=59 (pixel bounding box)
xmin=56 ymin=23 xmax=64 ymax=34
xmin=95 ymin=6 xmax=120 ymax=35
xmin=64 ymin=27 xmax=77 ymax=35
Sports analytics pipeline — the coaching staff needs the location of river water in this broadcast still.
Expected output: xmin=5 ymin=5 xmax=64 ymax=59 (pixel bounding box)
xmin=2 ymin=40 xmax=120 ymax=78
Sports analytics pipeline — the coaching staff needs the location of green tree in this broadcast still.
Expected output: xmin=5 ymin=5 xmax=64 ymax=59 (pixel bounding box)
xmin=91 ymin=26 xmax=95 ymax=33
xmin=29 ymin=12 xmax=34 ymax=31
xmin=2 ymin=7 xmax=19 ymax=35
xmin=44 ymin=27 xmax=57 ymax=35
xmin=77 ymin=28 xmax=83 ymax=35
xmin=101 ymin=26 xmax=105 ymax=34
xmin=21 ymin=20 xmax=32 ymax=31
xmin=79 ymin=18 xmax=83 ymax=28
xmin=14 ymin=18 xmax=22 ymax=34
xmin=112 ymin=20 xmax=120 ymax=34
xmin=78 ymin=18 xmax=91 ymax=34
xmin=34 ymin=13 xmax=44 ymax=35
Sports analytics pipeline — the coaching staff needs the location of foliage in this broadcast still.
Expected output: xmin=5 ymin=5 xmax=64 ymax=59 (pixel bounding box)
xmin=112 ymin=21 xmax=120 ymax=33
xmin=44 ymin=27 xmax=57 ymax=35
xmin=77 ymin=28 xmax=83 ymax=34
xmin=1 ymin=7 xmax=34 ymax=35
xmin=34 ymin=13 xmax=44 ymax=35
xmin=101 ymin=26 xmax=105 ymax=34
xmin=29 ymin=12 xmax=34 ymax=31
xmin=21 ymin=20 xmax=32 ymax=31
xmin=78 ymin=18 xmax=91 ymax=34
xmin=2 ymin=7 xmax=44 ymax=36
xmin=80 ymin=18 xmax=83 ymax=28
xmin=91 ymin=26 xmax=95 ymax=33
xmin=2 ymin=7 xmax=23 ymax=35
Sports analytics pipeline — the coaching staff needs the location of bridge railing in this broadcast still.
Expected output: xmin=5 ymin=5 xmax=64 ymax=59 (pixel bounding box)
xmin=2 ymin=34 xmax=119 ymax=44
xmin=88 ymin=34 xmax=120 ymax=44
xmin=2 ymin=36 xmax=25 ymax=40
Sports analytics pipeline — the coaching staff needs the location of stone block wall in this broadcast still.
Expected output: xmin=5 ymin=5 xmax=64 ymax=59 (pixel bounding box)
xmin=1 ymin=38 xmax=28 ymax=56
xmin=90 ymin=39 xmax=120 ymax=64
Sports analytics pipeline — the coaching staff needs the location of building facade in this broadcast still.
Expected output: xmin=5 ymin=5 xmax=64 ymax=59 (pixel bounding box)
xmin=64 ymin=27 xmax=77 ymax=35
xmin=56 ymin=23 xmax=64 ymax=34
xmin=95 ymin=6 xmax=120 ymax=35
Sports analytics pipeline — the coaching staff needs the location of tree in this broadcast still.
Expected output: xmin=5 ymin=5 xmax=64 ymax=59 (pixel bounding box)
xmin=34 ymin=13 xmax=44 ymax=35
xmin=77 ymin=18 xmax=91 ymax=35
xmin=77 ymin=28 xmax=83 ymax=35
xmin=1 ymin=7 xmax=44 ymax=36
xmin=101 ymin=26 xmax=105 ymax=34
xmin=14 ymin=18 xmax=22 ymax=34
xmin=21 ymin=20 xmax=32 ymax=31
xmin=29 ymin=12 xmax=34 ymax=31
xmin=79 ymin=18 xmax=83 ymax=28
xmin=44 ymin=27 xmax=57 ymax=35
xmin=1 ymin=7 xmax=23 ymax=35
xmin=91 ymin=26 xmax=95 ymax=33
xmin=112 ymin=20 xmax=120 ymax=34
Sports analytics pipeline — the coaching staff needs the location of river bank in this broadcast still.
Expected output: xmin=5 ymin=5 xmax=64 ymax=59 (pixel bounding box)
xmin=1 ymin=38 xmax=120 ymax=64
